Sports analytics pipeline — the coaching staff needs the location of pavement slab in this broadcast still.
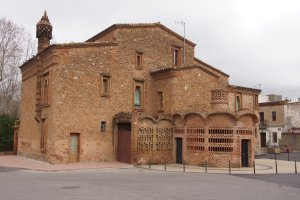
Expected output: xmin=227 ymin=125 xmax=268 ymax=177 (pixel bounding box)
xmin=0 ymin=155 xmax=132 ymax=171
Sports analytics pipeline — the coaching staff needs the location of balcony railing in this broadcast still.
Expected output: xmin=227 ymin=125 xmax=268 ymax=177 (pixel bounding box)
xmin=259 ymin=120 xmax=268 ymax=129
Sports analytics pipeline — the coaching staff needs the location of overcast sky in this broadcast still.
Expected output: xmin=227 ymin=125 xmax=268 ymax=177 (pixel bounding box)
xmin=2 ymin=0 xmax=300 ymax=101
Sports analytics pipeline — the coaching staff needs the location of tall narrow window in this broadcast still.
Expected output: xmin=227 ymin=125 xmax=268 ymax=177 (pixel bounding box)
xmin=134 ymin=80 xmax=144 ymax=110
xmin=40 ymin=120 xmax=46 ymax=152
xmin=42 ymin=73 xmax=49 ymax=105
xmin=158 ymin=91 xmax=163 ymax=111
xmin=235 ymin=93 xmax=242 ymax=111
xmin=100 ymin=74 xmax=111 ymax=97
xmin=100 ymin=121 xmax=106 ymax=133
xmin=272 ymin=111 xmax=276 ymax=121
xmin=44 ymin=79 xmax=48 ymax=104
xmin=134 ymin=86 xmax=141 ymax=109
xmin=236 ymin=96 xmax=240 ymax=111
xmin=173 ymin=47 xmax=182 ymax=66
xmin=136 ymin=52 xmax=143 ymax=69
xmin=259 ymin=112 xmax=264 ymax=123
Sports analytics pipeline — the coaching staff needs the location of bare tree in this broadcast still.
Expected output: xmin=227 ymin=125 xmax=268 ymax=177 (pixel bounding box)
xmin=0 ymin=17 xmax=35 ymax=118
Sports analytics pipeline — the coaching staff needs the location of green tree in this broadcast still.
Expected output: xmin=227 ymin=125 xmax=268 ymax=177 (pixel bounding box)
xmin=0 ymin=114 xmax=15 ymax=151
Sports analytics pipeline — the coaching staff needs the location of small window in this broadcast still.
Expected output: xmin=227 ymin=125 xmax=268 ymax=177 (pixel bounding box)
xmin=272 ymin=132 xmax=277 ymax=143
xmin=272 ymin=111 xmax=276 ymax=121
xmin=235 ymin=93 xmax=242 ymax=111
xmin=100 ymin=74 xmax=111 ymax=97
xmin=134 ymin=86 xmax=142 ymax=109
xmin=42 ymin=73 xmax=49 ymax=105
xmin=100 ymin=121 xmax=106 ymax=133
xmin=158 ymin=91 xmax=163 ymax=111
xmin=259 ymin=112 xmax=264 ymax=123
xmin=133 ymin=80 xmax=144 ymax=110
xmin=173 ymin=47 xmax=182 ymax=66
xmin=136 ymin=52 xmax=143 ymax=69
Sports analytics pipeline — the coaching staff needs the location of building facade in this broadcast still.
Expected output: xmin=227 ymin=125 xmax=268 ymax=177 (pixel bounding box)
xmin=18 ymin=12 xmax=260 ymax=167
xmin=259 ymin=95 xmax=300 ymax=152
xmin=258 ymin=95 xmax=287 ymax=153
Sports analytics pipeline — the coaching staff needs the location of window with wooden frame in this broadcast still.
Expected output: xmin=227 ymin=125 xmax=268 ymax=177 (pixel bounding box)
xmin=42 ymin=73 xmax=49 ymax=105
xmin=235 ymin=92 xmax=242 ymax=111
xmin=100 ymin=73 xmax=111 ymax=97
xmin=173 ymin=46 xmax=182 ymax=66
xmin=136 ymin=51 xmax=143 ymax=69
xmin=134 ymin=80 xmax=145 ymax=110
xmin=157 ymin=91 xmax=163 ymax=112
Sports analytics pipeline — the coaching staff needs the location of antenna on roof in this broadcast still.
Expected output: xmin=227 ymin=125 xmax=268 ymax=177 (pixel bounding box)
xmin=175 ymin=20 xmax=186 ymax=65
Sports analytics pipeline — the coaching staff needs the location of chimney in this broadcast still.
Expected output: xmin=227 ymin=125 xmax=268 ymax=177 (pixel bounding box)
xmin=36 ymin=11 xmax=52 ymax=53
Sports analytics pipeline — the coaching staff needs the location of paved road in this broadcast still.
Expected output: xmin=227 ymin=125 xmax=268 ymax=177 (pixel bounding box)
xmin=256 ymin=152 xmax=300 ymax=161
xmin=233 ymin=174 xmax=300 ymax=189
xmin=0 ymin=167 xmax=299 ymax=200
xmin=0 ymin=166 xmax=21 ymax=173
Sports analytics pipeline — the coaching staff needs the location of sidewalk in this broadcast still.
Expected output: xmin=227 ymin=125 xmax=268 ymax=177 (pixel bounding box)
xmin=1 ymin=155 xmax=299 ymax=174
xmin=138 ymin=159 xmax=300 ymax=174
xmin=0 ymin=155 xmax=133 ymax=171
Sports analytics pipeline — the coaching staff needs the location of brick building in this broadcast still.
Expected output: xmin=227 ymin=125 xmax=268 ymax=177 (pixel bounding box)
xmin=18 ymin=12 xmax=260 ymax=167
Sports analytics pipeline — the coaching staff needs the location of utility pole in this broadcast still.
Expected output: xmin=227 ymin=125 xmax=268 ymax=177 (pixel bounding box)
xmin=175 ymin=20 xmax=186 ymax=65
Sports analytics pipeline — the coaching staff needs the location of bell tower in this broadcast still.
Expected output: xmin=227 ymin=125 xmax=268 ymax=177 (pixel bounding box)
xmin=36 ymin=11 xmax=52 ymax=53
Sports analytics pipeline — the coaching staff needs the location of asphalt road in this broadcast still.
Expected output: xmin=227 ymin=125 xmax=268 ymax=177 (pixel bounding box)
xmin=255 ymin=152 xmax=300 ymax=161
xmin=0 ymin=167 xmax=299 ymax=200
xmin=233 ymin=174 xmax=300 ymax=189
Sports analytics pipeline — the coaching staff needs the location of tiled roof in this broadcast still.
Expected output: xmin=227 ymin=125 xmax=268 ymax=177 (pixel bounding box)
xmin=228 ymin=85 xmax=261 ymax=93
xmin=194 ymin=57 xmax=229 ymax=77
xmin=86 ymin=23 xmax=196 ymax=47
xmin=259 ymin=100 xmax=289 ymax=107
xmin=149 ymin=67 xmax=173 ymax=74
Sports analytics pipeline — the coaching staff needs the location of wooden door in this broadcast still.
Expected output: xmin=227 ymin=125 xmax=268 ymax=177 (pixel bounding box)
xmin=176 ymin=138 xmax=183 ymax=164
xmin=117 ymin=123 xmax=131 ymax=163
xmin=69 ymin=133 xmax=79 ymax=163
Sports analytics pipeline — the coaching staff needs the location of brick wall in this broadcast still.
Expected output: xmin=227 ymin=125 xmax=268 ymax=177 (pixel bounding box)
xmin=19 ymin=23 xmax=260 ymax=167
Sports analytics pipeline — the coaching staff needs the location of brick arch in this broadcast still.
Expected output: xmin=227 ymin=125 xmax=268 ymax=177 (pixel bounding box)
xmin=206 ymin=112 xmax=236 ymax=127
xmin=113 ymin=112 xmax=131 ymax=124
xmin=138 ymin=115 xmax=156 ymax=123
xmin=156 ymin=118 xmax=173 ymax=126
xmin=173 ymin=114 xmax=184 ymax=127
xmin=184 ymin=113 xmax=206 ymax=127
xmin=237 ymin=113 xmax=258 ymax=127
xmin=138 ymin=117 xmax=156 ymax=126
xmin=237 ymin=115 xmax=254 ymax=128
